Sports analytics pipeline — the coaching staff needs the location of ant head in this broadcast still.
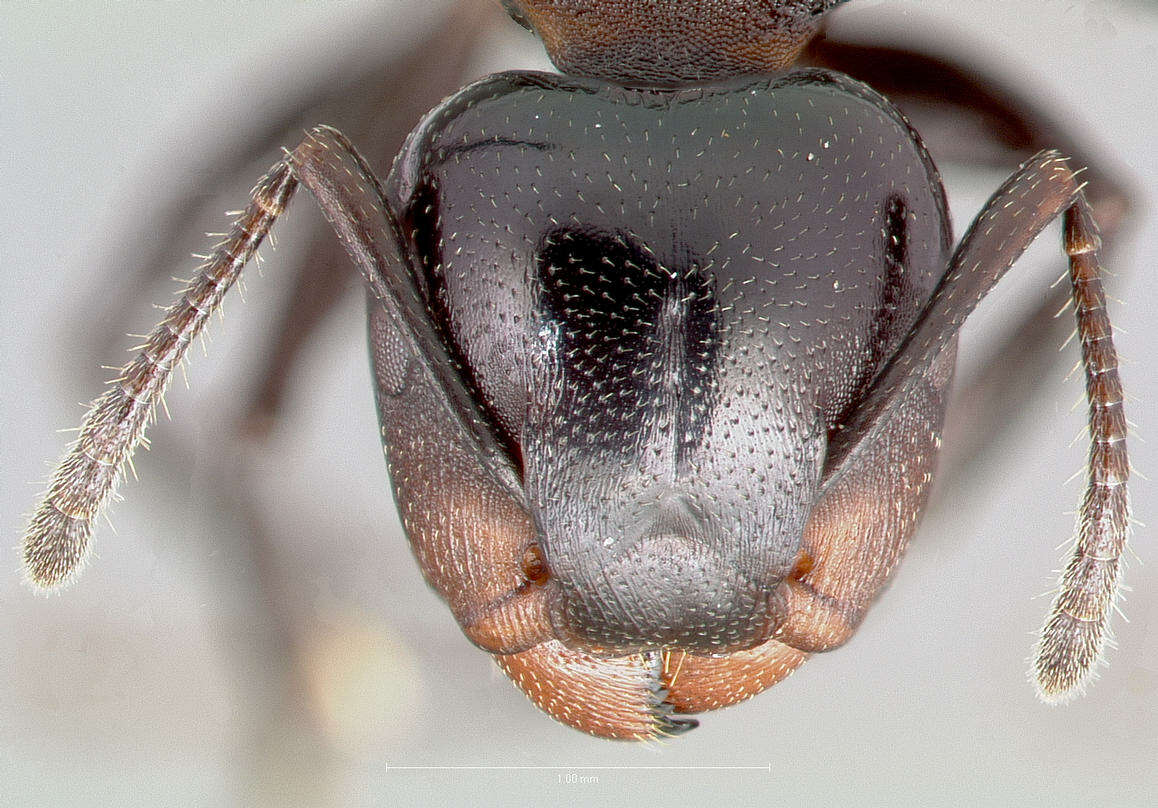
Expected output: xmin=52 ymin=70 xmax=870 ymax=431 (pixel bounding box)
xmin=501 ymin=1 xmax=849 ymax=86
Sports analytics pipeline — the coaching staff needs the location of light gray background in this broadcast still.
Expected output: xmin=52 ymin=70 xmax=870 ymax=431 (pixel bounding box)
xmin=3 ymin=1 xmax=1156 ymax=806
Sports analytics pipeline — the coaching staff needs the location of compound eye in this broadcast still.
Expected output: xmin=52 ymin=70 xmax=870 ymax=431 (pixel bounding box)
xmin=520 ymin=542 xmax=551 ymax=586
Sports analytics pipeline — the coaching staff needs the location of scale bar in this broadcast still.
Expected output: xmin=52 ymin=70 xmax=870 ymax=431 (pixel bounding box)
xmin=385 ymin=765 xmax=771 ymax=772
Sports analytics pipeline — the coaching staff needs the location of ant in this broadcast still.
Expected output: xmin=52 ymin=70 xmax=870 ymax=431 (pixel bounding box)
xmin=13 ymin=0 xmax=1153 ymax=782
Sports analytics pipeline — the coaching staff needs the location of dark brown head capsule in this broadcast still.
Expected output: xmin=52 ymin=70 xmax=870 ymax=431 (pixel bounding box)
xmin=381 ymin=64 xmax=950 ymax=687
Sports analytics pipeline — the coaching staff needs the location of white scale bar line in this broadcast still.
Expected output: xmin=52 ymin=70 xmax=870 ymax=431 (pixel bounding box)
xmin=385 ymin=764 xmax=771 ymax=771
